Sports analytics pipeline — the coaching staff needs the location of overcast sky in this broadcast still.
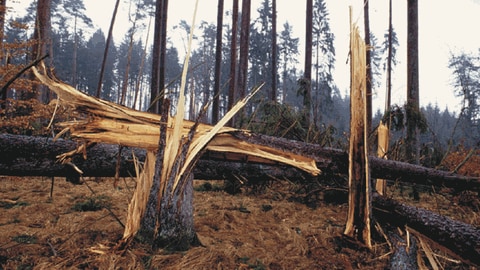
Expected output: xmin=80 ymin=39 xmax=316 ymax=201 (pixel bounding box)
xmin=9 ymin=0 xmax=480 ymax=115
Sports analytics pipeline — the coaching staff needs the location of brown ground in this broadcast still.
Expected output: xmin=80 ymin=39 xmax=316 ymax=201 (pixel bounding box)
xmin=0 ymin=176 xmax=477 ymax=270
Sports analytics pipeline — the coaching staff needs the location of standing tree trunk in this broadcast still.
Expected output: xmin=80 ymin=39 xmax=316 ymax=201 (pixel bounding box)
xmin=136 ymin=100 xmax=199 ymax=250
xmin=212 ymin=0 xmax=224 ymax=124
xmin=159 ymin=0 xmax=168 ymax=110
xmin=385 ymin=0 xmax=393 ymax=114
xmin=343 ymin=17 xmax=372 ymax=249
xmin=363 ymin=0 xmax=372 ymax=133
xmin=0 ymin=0 xmax=6 ymax=105
xmin=28 ymin=0 xmax=51 ymax=102
xmin=270 ymin=0 xmax=277 ymax=102
xmin=236 ymin=0 xmax=250 ymax=127
xmin=133 ymin=19 xmax=151 ymax=110
xmin=227 ymin=0 xmax=239 ymax=126
xmin=303 ymin=0 xmax=313 ymax=127
xmin=72 ymin=16 xmax=78 ymax=87
xmin=406 ymin=0 xmax=420 ymax=164
xmin=119 ymin=26 xmax=136 ymax=106
xmin=96 ymin=0 xmax=119 ymax=99
xmin=149 ymin=0 xmax=166 ymax=113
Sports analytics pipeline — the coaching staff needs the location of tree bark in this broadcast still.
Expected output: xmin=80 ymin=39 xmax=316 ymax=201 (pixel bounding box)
xmin=303 ymin=0 xmax=313 ymax=127
xmin=29 ymin=0 xmax=51 ymax=102
xmin=1 ymin=133 xmax=478 ymax=191
xmin=149 ymin=0 xmax=165 ymax=113
xmin=270 ymin=0 xmax=277 ymax=102
xmin=406 ymin=0 xmax=420 ymax=164
xmin=363 ymin=0 xmax=372 ymax=133
xmin=373 ymin=194 xmax=480 ymax=266
xmin=1 ymin=134 xmax=478 ymax=264
xmin=236 ymin=0 xmax=250 ymax=127
xmin=212 ymin=0 xmax=224 ymax=124
xmin=227 ymin=0 xmax=238 ymax=127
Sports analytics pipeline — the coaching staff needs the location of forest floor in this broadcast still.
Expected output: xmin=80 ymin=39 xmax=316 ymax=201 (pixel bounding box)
xmin=0 ymin=175 xmax=478 ymax=269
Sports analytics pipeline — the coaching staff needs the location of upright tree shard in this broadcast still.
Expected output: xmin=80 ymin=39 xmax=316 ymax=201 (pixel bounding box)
xmin=376 ymin=121 xmax=389 ymax=195
xmin=343 ymin=11 xmax=372 ymax=249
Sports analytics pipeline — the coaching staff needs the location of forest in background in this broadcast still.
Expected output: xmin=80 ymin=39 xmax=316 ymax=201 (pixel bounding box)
xmin=0 ymin=0 xmax=478 ymax=170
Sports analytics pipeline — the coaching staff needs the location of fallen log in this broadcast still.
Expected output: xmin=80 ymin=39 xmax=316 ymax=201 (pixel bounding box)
xmin=0 ymin=133 xmax=479 ymax=192
xmin=373 ymin=194 xmax=480 ymax=266
xmin=0 ymin=133 xmax=298 ymax=181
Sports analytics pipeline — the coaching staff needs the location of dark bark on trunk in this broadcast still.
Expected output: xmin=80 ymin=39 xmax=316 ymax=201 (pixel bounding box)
xmin=270 ymin=0 xmax=277 ymax=102
xmin=363 ymin=0 xmax=372 ymax=133
xmin=373 ymin=194 xmax=480 ymax=266
xmin=236 ymin=0 xmax=250 ymax=127
xmin=138 ymin=99 xmax=169 ymax=246
xmin=29 ymin=0 xmax=51 ymax=102
xmin=303 ymin=0 xmax=313 ymax=127
xmin=159 ymin=0 xmax=168 ymax=112
xmin=212 ymin=0 xmax=224 ymax=124
xmin=155 ymin=172 xmax=198 ymax=250
xmin=227 ymin=0 xmax=238 ymax=127
xmin=149 ymin=0 xmax=165 ymax=113
xmin=387 ymin=231 xmax=418 ymax=270
xmin=386 ymin=0 xmax=393 ymax=113
xmin=406 ymin=0 xmax=419 ymax=164
xmin=0 ymin=0 xmax=5 ymax=106
xmin=0 ymin=133 xmax=478 ymax=191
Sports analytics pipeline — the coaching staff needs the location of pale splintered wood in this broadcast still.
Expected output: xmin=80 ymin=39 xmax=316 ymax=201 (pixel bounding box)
xmin=32 ymin=66 xmax=319 ymax=176
xmin=122 ymin=151 xmax=156 ymax=242
xmin=376 ymin=121 xmax=389 ymax=195
xmin=343 ymin=7 xmax=372 ymax=249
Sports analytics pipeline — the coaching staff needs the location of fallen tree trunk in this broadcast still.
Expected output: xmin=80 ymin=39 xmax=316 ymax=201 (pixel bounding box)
xmin=0 ymin=133 xmax=479 ymax=191
xmin=0 ymin=133 xmax=297 ymax=181
xmin=373 ymin=194 xmax=480 ymax=266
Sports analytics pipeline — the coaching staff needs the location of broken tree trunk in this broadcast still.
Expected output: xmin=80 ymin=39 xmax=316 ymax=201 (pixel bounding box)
xmin=343 ymin=18 xmax=372 ymax=249
xmin=373 ymin=194 xmax=480 ymax=266
xmin=376 ymin=121 xmax=389 ymax=195
xmin=1 ymin=133 xmax=479 ymax=192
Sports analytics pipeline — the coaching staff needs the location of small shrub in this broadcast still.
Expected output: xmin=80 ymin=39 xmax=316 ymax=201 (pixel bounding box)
xmin=12 ymin=234 xmax=37 ymax=244
xmin=71 ymin=195 xmax=111 ymax=212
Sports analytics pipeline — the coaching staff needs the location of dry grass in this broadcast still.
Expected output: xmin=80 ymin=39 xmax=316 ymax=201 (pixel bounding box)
xmin=0 ymin=176 xmax=476 ymax=269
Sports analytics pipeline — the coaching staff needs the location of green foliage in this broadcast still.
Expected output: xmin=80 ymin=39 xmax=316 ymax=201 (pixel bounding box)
xmin=382 ymin=103 xmax=427 ymax=133
xmin=193 ymin=181 xmax=223 ymax=192
xmin=71 ymin=195 xmax=111 ymax=212
xmin=247 ymin=100 xmax=306 ymax=141
xmin=0 ymin=200 xmax=29 ymax=209
xmin=247 ymin=100 xmax=347 ymax=148
xmin=12 ymin=234 xmax=37 ymax=244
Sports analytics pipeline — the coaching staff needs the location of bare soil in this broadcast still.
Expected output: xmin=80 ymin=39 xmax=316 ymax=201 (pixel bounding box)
xmin=0 ymin=176 xmax=477 ymax=269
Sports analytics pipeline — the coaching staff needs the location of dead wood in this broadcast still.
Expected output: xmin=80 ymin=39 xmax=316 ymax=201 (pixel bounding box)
xmin=343 ymin=21 xmax=372 ymax=248
xmin=0 ymin=133 xmax=479 ymax=192
xmin=373 ymin=194 xmax=480 ymax=266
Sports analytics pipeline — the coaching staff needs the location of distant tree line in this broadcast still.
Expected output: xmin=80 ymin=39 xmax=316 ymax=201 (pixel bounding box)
xmin=0 ymin=0 xmax=478 ymax=166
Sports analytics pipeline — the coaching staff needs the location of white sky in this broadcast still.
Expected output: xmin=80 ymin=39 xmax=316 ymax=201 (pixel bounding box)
xmin=8 ymin=0 xmax=480 ymax=115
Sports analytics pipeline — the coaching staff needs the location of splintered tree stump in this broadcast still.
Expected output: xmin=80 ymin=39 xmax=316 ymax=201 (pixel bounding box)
xmin=154 ymin=173 xmax=200 ymax=250
xmin=343 ymin=19 xmax=372 ymax=248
